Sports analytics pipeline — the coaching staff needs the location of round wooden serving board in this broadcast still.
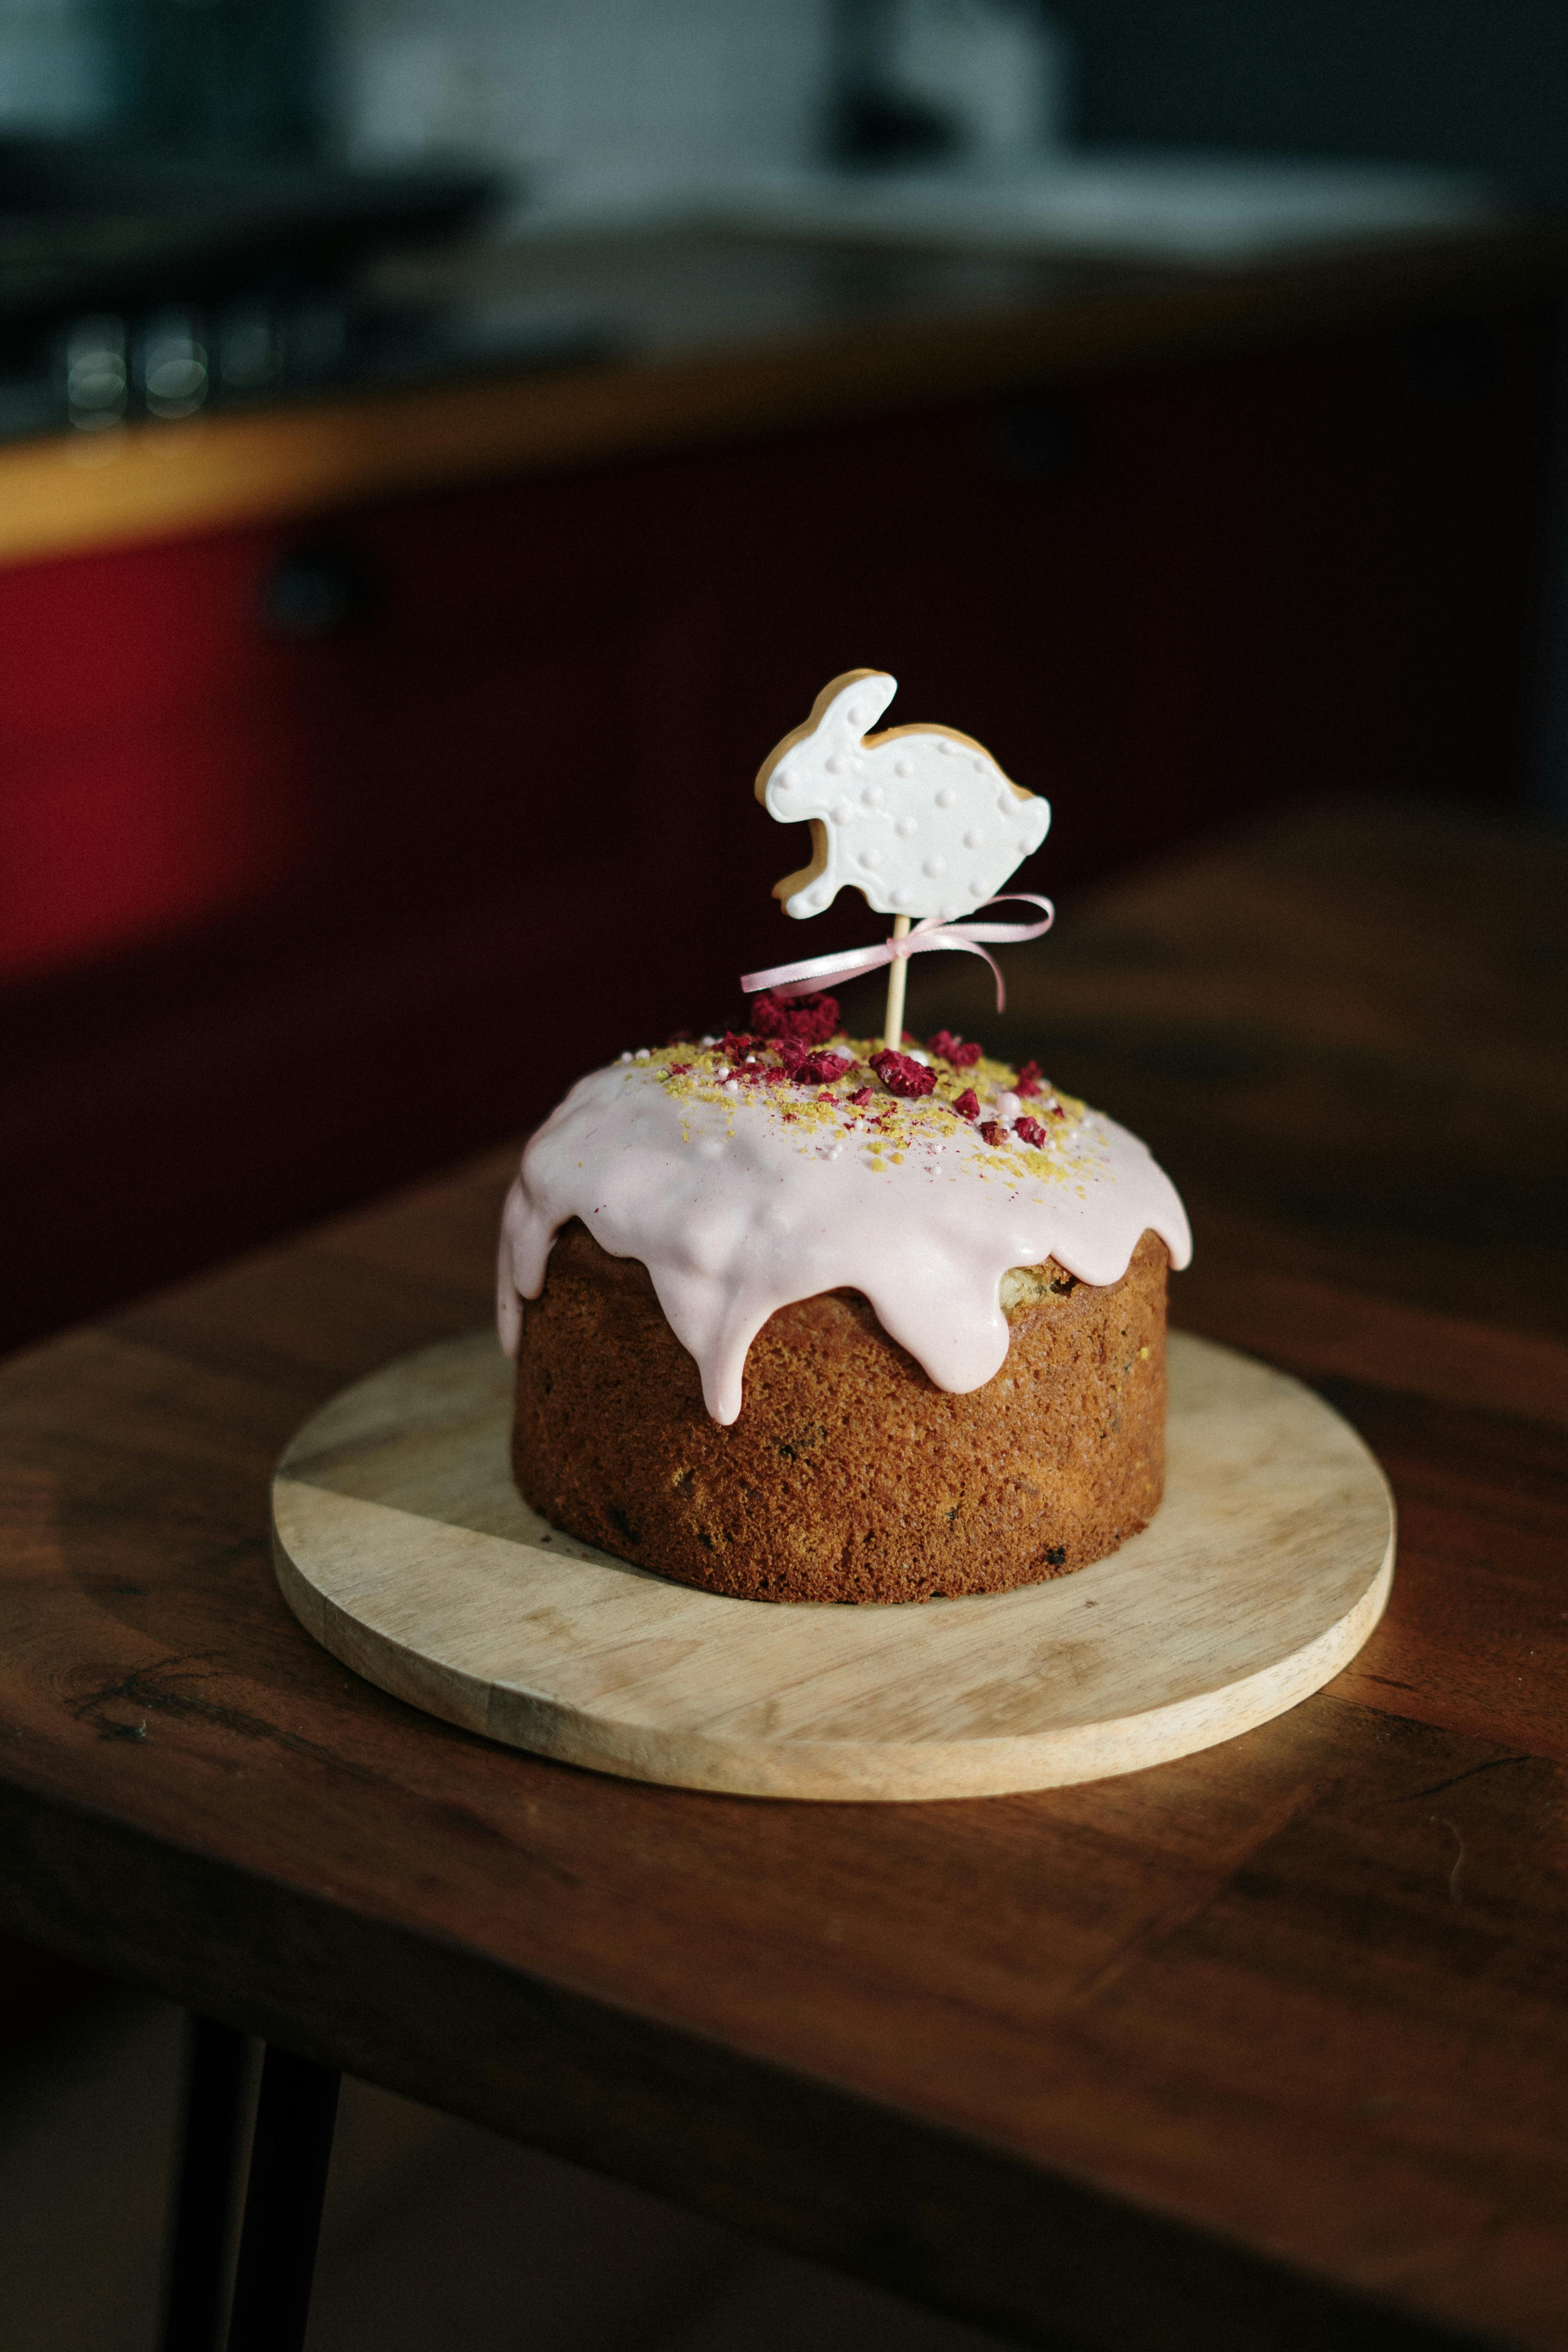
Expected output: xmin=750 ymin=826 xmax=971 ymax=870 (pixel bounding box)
xmin=271 ymin=1331 xmax=1392 ymax=1802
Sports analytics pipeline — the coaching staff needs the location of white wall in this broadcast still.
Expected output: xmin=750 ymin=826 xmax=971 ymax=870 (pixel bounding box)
xmin=0 ymin=0 xmax=112 ymax=131
xmin=337 ymin=0 xmax=834 ymax=214
xmin=0 ymin=0 xmax=833 ymax=201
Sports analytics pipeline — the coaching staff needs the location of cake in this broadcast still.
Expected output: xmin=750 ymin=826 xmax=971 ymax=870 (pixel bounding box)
xmin=497 ymin=997 xmax=1192 ymax=1604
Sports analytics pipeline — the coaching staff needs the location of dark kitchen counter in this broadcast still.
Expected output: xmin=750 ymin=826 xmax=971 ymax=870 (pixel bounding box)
xmin=0 ymin=212 xmax=1563 ymax=568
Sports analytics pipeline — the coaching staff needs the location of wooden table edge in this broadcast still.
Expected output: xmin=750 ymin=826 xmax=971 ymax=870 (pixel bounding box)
xmin=0 ymin=1764 xmax=1495 ymax=2352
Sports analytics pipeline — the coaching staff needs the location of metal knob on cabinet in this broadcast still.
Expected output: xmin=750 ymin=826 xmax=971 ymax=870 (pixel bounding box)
xmin=258 ymin=545 xmax=379 ymax=639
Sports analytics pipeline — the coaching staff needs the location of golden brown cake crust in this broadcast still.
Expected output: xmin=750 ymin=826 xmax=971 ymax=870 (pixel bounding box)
xmin=513 ymin=1222 xmax=1169 ymax=1605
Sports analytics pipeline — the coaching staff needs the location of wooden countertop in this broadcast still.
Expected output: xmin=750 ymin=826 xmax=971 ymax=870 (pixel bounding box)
xmin=1 ymin=217 xmax=1563 ymax=571
xmin=2 ymin=806 xmax=1565 ymax=2349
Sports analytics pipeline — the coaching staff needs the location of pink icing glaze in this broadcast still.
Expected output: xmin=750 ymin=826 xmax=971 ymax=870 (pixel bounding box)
xmin=497 ymin=1057 xmax=1191 ymax=1426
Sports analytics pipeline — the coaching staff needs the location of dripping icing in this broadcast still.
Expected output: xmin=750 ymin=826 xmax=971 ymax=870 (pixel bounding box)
xmin=497 ymin=1043 xmax=1191 ymax=1426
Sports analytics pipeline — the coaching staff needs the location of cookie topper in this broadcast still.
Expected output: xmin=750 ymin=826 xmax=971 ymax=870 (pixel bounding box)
xmin=740 ymin=669 xmax=1055 ymax=1049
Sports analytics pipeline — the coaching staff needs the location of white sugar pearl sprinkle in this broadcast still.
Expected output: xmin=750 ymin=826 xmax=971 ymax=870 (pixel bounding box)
xmin=831 ymin=802 xmax=854 ymax=825
xmin=894 ymin=757 xmax=914 ymax=777
xmin=634 ymin=1047 xmax=651 ymax=1059
xmin=935 ymin=785 xmax=957 ymax=809
xmin=963 ymin=828 xmax=985 ymax=849
xmin=923 ymin=856 xmax=945 ymax=877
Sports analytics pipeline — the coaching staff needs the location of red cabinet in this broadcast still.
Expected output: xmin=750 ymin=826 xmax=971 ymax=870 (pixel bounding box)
xmin=0 ymin=530 xmax=308 ymax=979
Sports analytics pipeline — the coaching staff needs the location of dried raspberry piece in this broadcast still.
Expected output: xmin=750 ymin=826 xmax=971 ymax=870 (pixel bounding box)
xmin=952 ymin=1088 xmax=980 ymax=1122
xmin=803 ymin=1050 xmax=852 ymax=1085
xmin=1016 ymin=1058 xmax=1044 ymax=1097
xmin=1051 ymin=1102 xmax=1066 ymax=1119
xmin=870 ymin=1049 xmax=936 ymax=1099
xmin=667 ymin=1062 xmax=692 ymax=1077
xmin=749 ymin=989 xmax=840 ymax=1045
xmin=979 ymin=1120 xmax=1006 ymax=1147
xmin=849 ymin=1086 xmax=873 ymax=1107
xmin=774 ymin=1038 xmax=810 ymax=1076
xmin=927 ymin=1029 xmax=982 ymax=1070
xmin=1014 ymin=1115 xmax=1047 ymax=1147
xmin=719 ymin=1031 xmax=754 ymax=1063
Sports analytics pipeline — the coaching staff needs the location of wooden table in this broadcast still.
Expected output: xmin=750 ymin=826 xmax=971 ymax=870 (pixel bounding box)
xmin=2 ymin=807 xmax=1565 ymax=2350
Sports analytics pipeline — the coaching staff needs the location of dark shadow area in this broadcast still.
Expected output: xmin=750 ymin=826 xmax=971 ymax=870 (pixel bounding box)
xmin=0 ymin=1990 xmax=1017 ymax=2352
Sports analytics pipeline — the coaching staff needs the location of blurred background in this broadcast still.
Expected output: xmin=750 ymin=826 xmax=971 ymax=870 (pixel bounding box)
xmin=1 ymin=4 xmax=1566 ymax=2345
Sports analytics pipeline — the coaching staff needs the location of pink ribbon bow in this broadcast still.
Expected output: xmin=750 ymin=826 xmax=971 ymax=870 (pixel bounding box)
xmin=740 ymin=893 xmax=1054 ymax=1011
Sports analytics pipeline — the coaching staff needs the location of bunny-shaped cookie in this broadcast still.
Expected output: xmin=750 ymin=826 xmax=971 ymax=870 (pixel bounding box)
xmin=756 ymin=670 xmax=1050 ymax=923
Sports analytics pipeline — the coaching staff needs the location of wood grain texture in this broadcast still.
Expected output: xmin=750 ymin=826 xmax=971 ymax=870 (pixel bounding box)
xmin=0 ymin=221 xmax=1560 ymax=570
xmin=272 ymin=1331 xmax=1393 ymax=1800
xmin=0 ymin=810 xmax=1565 ymax=2352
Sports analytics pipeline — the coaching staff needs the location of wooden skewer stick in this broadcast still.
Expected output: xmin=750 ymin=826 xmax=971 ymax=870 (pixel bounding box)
xmin=883 ymin=915 xmax=911 ymax=1051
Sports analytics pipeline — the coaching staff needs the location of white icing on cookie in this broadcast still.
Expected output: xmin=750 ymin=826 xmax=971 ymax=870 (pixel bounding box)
xmin=763 ymin=672 xmax=1050 ymax=922
xmin=497 ymin=1058 xmax=1191 ymax=1427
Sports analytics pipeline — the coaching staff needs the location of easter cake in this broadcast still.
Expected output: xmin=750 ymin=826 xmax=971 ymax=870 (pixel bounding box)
xmin=495 ymin=670 xmax=1192 ymax=1606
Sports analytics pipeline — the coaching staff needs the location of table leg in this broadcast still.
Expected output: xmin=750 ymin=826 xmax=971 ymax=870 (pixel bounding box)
xmin=224 ymin=2043 xmax=341 ymax=2352
xmin=160 ymin=2016 xmax=252 ymax=2352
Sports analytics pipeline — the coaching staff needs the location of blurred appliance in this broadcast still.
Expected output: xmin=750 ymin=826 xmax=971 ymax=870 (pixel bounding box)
xmin=831 ymin=0 xmax=1069 ymax=167
xmin=0 ymin=136 xmax=599 ymax=442
xmin=0 ymin=136 xmax=497 ymax=325
xmin=710 ymin=150 xmax=1501 ymax=267
xmin=817 ymin=0 xmax=1495 ymax=263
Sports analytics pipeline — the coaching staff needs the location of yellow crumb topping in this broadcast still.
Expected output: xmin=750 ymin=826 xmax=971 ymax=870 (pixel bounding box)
xmin=621 ymin=1027 xmax=1092 ymax=1188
